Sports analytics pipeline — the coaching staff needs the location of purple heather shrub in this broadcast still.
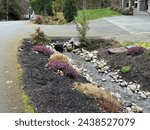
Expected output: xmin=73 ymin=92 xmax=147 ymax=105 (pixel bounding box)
xmin=127 ymin=46 xmax=144 ymax=56
xmin=32 ymin=45 xmax=53 ymax=55
xmin=47 ymin=60 xmax=79 ymax=78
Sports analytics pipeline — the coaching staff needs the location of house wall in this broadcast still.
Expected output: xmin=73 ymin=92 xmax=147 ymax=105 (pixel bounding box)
xmin=148 ymin=0 xmax=150 ymax=12
xmin=122 ymin=0 xmax=149 ymax=11
xmin=137 ymin=0 xmax=146 ymax=10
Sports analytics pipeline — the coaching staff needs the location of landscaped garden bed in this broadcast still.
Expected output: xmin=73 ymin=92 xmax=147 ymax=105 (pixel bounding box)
xmin=83 ymin=39 xmax=150 ymax=92
xmin=18 ymin=28 xmax=125 ymax=113
xmin=18 ymin=26 xmax=150 ymax=113
xmin=18 ymin=40 xmax=101 ymax=113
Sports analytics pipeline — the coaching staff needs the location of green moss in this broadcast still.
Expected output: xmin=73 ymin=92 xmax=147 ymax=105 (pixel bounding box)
xmin=120 ymin=42 xmax=150 ymax=49
xmin=120 ymin=66 xmax=131 ymax=74
xmin=17 ymin=64 xmax=23 ymax=80
xmin=17 ymin=63 xmax=35 ymax=113
xmin=22 ymin=93 xmax=35 ymax=113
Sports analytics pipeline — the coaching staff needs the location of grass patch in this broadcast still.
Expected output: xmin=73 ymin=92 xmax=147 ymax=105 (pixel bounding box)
xmin=76 ymin=8 xmax=121 ymax=22
xmin=22 ymin=93 xmax=35 ymax=113
xmin=121 ymin=42 xmax=150 ymax=49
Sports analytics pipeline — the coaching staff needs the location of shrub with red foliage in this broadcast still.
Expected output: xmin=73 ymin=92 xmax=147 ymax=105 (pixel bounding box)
xmin=32 ymin=45 xmax=53 ymax=55
xmin=47 ymin=60 xmax=79 ymax=78
xmin=127 ymin=46 xmax=144 ymax=56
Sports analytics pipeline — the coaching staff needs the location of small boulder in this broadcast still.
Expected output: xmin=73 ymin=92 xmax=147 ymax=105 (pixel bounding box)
xmin=69 ymin=37 xmax=81 ymax=48
xmin=107 ymin=47 xmax=127 ymax=54
xmin=54 ymin=42 xmax=64 ymax=52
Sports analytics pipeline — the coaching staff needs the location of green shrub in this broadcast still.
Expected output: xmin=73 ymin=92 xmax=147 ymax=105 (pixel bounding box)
xmin=30 ymin=27 xmax=51 ymax=45
xmin=52 ymin=0 xmax=64 ymax=14
xmin=34 ymin=15 xmax=43 ymax=24
xmin=33 ymin=13 xmax=65 ymax=25
xmin=120 ymin=66 xmax=131 ymax=74
xmin=76 ymin=11 xmax=90 ymax=46
xmin=52 ymin=13 xmax=65 ymax=24
xmin=63 ymin=0 xmax=78 ymax=23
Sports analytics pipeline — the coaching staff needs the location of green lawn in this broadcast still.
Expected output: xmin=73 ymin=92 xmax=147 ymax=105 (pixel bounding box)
xmin=75 ymin=8 xmax=122 ymax=22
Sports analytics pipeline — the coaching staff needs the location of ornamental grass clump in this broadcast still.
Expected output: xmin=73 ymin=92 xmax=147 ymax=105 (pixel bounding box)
xmin=30 ymin=27 xmax=51 ymax=45
xmin=32 ymin=45 xmax=53 ymax=55
xmin=47 ymin=60 xmax=79 ymax=78
xmin=49 ymin=52 xmax=73 ymax=63
xmin=73 ymin=82 xmax=122 ymax=113
xmin=127 ymin=46 xmax=144 ymax=56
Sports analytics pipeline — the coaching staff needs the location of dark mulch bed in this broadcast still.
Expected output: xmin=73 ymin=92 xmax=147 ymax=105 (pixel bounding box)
xmin=84 ymin=38 xmax=150 ymax=92
xmin=18 ymin=40 xmax=101 ymax=113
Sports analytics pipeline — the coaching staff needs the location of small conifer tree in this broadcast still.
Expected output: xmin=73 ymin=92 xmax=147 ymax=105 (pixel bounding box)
xmin=63 ymin=0 xmax=78 ymax=23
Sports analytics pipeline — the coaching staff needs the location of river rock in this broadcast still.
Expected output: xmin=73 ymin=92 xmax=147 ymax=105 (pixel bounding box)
xmin=128 ymin=84 xmax=137 ymax=92
xmin=145 ymin=92 xmax=150 ymax=97
xmin=85 ymin=57 xmax=91 ymax=62
xmin=138 ymin=92 xmax=147 ymax=99
xmin=103 ymin=66 xmax=109 ymax=71
xmin=98 ymin=69 xmax=105 ymax=73
xmin=125 ymin=87 xmax=133 ymax=94
xmin=131 ymin=105 xmax=143 ymax=113
xmin=69 ymin=37 xmax=81 ymax=48
xmin=111 ymin=92 xmax=121 ymax=99
xmin=126 ymin=107 xmax=132 ymax=113
xmin=92 ymin=59 xmax=97 ymax=63
xmin=107 ymin=47 xmax=127 ymax=54
xmin=111 ymin=79 xmax=115 ymax=82
xmin=73 ymin=49 xmax=80 ymax=54
xmin=66 ymin=44 xmax=73 ymax=52
xmin=88 ymin=53 xmax=94 ymax=58
xmin=93 ymin=55 xmax=97 ymax=59
xmin=104 ymin=71 xmax=108 ymax=74
xmin=97 ymin=63 xmax=107 ymax=69
xmin=54 ymin=42 xmax=64 ymax=52
xmin=93 ymin=50 xmax=98 ymax=55
xmin=136 ymin=84 xmax=141 ymax=89
xmin=123 ymin=101 xmax=132 ymax=107
xmin=120 ymin=81 xmax=128 ymax=87
xmin=83 ymin=69 xmax=87 ymax=72
xmin=102 ymin=78 xmax=107 ymax=82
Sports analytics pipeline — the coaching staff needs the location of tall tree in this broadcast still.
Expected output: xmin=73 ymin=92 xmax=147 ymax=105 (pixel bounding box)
xmin=30 ymin=0 xmax=53 ymax=16
xmin=52 ymin=0 xmax=64 ymax=14
xmin=0 ymin=0 xmax=4 ymax=19
xmin=63 ymin=0 xmax=78 ymax=22
xmin=1 ymin=0 xmax=21 ymax=20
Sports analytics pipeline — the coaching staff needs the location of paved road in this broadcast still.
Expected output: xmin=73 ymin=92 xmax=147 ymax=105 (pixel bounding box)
xmin=0 ymin=11 xmax=150 ymax=112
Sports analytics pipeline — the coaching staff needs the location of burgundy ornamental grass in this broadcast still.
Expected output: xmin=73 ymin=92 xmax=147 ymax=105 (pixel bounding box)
xmin=32 ymin=45 xmax=53 ymax=55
